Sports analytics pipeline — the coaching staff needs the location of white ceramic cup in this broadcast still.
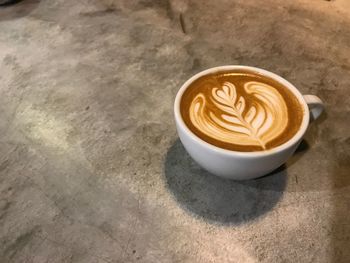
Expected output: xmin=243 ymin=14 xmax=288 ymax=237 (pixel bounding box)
xmin=174 ymin=65 xmax=324 ymax=180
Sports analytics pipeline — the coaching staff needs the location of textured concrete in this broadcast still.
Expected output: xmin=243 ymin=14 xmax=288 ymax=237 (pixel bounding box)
xmin=0 ymin=0 xmax=349 ymax=262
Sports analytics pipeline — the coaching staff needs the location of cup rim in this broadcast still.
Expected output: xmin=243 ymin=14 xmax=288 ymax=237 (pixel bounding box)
xmin=174 ymin=65 xmax=310 ymax=157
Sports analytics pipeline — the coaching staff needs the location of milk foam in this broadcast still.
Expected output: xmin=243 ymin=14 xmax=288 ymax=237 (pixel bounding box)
xmin=189 ymin=81 xmax=288 ymax=149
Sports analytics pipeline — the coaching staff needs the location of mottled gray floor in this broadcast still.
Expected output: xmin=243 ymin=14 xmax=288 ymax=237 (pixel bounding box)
xmin=0 ymin=0 xmax=349 ymax=262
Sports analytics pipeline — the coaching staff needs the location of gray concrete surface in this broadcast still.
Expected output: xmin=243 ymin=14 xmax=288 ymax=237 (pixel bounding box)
xmin=0 ymin=0 xmax=349 ymax=262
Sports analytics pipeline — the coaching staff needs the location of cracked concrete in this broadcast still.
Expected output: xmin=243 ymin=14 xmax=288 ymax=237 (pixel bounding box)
xmin=0 ymin=0 xmax=349 ymax=262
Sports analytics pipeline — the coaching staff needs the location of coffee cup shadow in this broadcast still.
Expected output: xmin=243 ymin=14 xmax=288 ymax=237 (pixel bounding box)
xmin=0 ymin=0 xmax=40 ymax=22
xmin=164 ymin=139 xmax=288 ymax=225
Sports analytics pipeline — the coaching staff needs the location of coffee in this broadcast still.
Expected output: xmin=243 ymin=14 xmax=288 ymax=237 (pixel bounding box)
xmin=180 ymin=70 xmax=304 ymax=152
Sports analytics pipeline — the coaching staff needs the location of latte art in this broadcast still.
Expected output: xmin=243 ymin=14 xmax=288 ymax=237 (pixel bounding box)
xmin=180 ymin=71 xmax=304 ymax=151
xmin=189 ymin=81 xmax=288 ymax=149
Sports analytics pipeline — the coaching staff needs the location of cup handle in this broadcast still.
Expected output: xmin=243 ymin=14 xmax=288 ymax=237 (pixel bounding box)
xmin=303 ymin=95 xmax=324 ymax=122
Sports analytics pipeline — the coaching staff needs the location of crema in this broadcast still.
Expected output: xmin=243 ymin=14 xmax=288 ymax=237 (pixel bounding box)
xmin=180 ymin=70 xmax=304 ymax=152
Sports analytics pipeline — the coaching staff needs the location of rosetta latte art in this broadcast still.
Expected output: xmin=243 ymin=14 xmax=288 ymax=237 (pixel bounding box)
xmin=189 ymin=81 xmax=289 ymax=149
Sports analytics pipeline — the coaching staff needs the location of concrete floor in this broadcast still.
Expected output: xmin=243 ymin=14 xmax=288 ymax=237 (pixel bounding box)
xmin=0 ymin=0 xmax=349 ymax=262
